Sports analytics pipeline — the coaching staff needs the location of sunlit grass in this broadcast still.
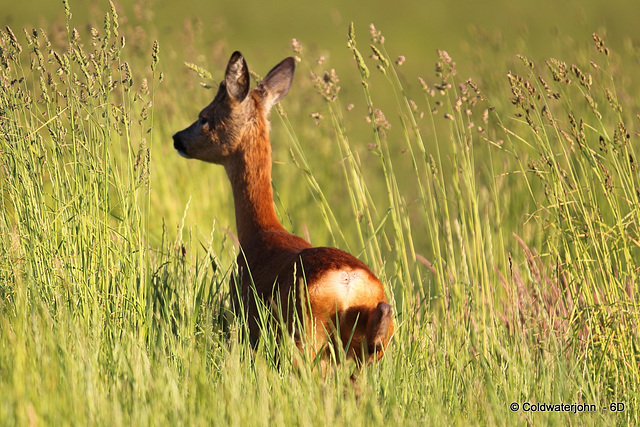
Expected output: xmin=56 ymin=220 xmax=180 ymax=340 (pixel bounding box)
xmin=1 ymin=1 xmax=638 ymax=425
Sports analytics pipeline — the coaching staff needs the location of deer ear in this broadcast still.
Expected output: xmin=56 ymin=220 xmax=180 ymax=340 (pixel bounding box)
xmin=256 ymin=57 xmax=295 ymax=111
xmin=366 ymin=302 xmax=392 ymax=351
xmin=225 ymin=51 xmax=250 ymax=103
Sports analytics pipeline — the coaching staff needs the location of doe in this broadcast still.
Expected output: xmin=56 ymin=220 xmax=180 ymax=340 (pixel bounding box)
xmin=173 ymin=52 xmax=393 ymax=364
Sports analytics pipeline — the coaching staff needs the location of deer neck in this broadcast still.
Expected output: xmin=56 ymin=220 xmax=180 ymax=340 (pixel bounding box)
xmin=224 ymin=125 xmax=285 ymax=249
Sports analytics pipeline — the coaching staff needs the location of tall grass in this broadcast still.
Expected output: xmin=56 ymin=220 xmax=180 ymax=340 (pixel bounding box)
xmin=1 ymin=2 xmax=638 ymax=425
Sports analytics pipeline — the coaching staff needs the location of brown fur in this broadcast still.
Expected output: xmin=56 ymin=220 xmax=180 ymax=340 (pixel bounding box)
xmin=173 ymin=52 xmax=393 ymax=364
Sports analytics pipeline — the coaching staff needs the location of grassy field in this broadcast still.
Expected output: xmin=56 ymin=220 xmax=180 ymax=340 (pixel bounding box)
xmin=1 ymin=0 xmax=639 ymax=425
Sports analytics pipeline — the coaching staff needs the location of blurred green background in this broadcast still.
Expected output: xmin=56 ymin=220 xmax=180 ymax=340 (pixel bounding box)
xmin=4 ymin=0 xmax=640 ymax=75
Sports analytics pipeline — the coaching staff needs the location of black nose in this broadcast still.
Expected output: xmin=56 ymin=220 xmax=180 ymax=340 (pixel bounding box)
xmin=173 ymin=133 xmax=184 ymax=152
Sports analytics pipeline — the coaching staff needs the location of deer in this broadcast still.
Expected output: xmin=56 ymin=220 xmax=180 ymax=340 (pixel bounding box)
xmin=172 ymin=51 xmax=393 ymax=365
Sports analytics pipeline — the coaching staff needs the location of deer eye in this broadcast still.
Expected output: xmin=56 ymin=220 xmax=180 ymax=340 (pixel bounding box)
xmin=199 ymin=116 xmax=209 ymax=131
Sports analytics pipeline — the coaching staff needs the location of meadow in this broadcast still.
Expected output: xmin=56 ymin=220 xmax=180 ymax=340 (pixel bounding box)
xmin=1 ymin=0 xmax=639 ymax=425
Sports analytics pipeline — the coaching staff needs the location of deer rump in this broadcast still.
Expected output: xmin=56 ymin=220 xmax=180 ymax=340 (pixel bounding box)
xmin=234 ymin=242 xmax=392 ymax=363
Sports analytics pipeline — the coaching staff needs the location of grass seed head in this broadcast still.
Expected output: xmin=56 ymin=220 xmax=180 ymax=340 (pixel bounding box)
xmin=516 ymin=53 xmax=534 ymax=69
xmin=151 ymin=40 xmax=159 ymax=71
xmin=310 ymin=69 xmax=340 ymax=102
xmin=63 ymin=0 xmax=72 ymax=22
xmin=109 ymin=0 xmax=119 ymax=37
xmin=5 ymin=26 xmax=22 ymax=53
xmin=592 ymin=32 xmax=609 ymax=56
xmin=291 ymin=38 xmax=303 ymax=54
xmin=373 ymin=108 xmax=391 ymax=132
xmin=369 ymin=23 xmax=384 ymax=44
xmin=347 ymin=22 xmax=356 ymax=48
xmin=370 ymin=44 xmax=389 ymax=69
xmin=184 ymin=62 xmax=212 ymax=80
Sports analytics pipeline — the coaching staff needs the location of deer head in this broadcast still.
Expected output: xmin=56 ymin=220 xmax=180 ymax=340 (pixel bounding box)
xmin=173 ymin=51 xmax=295 ymax=165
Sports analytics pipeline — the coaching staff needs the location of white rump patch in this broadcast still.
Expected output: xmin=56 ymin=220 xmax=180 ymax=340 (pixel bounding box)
xmin=312 ymin=268 xmax=373 ymax=311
